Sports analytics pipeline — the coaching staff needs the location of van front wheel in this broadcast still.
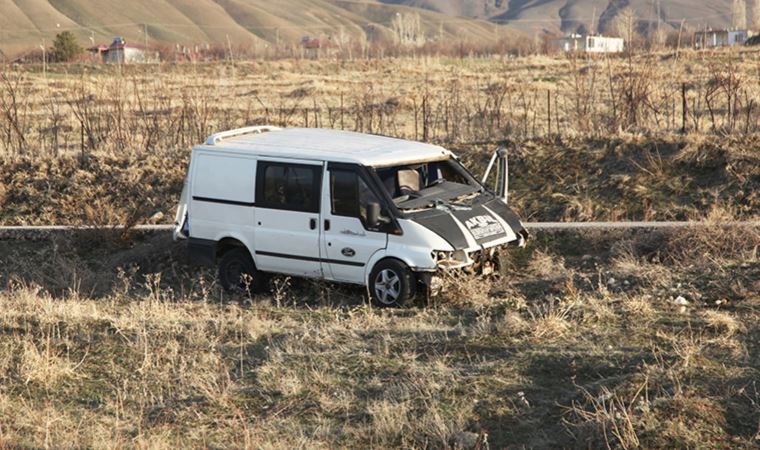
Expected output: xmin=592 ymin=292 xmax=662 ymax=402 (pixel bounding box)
xmin=218 ymin=248 xmax=268 ymax=294
xmin=369 ymin=259 xmax=414 ymax=307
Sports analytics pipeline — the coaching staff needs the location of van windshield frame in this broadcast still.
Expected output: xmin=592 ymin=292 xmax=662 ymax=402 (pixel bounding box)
xmin=367 ymin=157 xmax=485 ymax=212
xmin=328 ymin=162 xmax=404 ymax=232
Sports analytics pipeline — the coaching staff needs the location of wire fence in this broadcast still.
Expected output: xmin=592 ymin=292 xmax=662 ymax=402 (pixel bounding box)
xmin=2 ymin=50 xmax=760 ymax=159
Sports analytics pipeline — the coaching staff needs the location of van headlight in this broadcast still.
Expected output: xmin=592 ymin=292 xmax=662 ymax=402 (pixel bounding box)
xmin=431 ymin=250 xmax=469 ymax=268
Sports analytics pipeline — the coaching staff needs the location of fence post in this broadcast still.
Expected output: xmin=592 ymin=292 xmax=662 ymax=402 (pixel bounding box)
xmin=340 ymin=93 xmax=344 ymax=130
xmin=312 ymin=98 xmax=318 ymax=128
xmin=547 ymin=89 xmax=552 ymax=135
xmin=80 ymin=121 xmax=85 ymax=159
xmin=422 ymin=95 xmax=428 ymax=142
xmin=681 ymin=82 xmax=687 ymax=134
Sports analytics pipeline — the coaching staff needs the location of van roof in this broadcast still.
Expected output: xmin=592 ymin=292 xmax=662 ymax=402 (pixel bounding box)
xmin=199 ymin=127 xmax=452 ymax=167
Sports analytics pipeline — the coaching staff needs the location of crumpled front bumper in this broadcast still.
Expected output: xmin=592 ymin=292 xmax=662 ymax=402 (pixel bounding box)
xmin=413 ymin=242 xmax=517 ymax=300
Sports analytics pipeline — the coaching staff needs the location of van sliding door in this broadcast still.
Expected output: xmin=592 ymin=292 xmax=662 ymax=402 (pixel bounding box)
xmin=253 ymin=160 xmax=324 ymax=277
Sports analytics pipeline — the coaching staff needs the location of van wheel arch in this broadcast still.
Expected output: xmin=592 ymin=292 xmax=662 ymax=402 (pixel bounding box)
xmin=216 ymin=237 xmax=248 ymax=261
xmin=215 ymin=239 xmax=269 ymax=294
xmin=368 ymin=258 xmax=416 ymax=307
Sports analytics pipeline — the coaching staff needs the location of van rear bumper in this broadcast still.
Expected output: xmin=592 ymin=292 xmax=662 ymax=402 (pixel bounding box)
xmin=188 ymin=238 xmax=216 ymax=267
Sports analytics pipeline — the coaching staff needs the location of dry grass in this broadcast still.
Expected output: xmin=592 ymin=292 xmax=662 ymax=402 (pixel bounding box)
xmin=16 ymin=130 xmax=760 ymax=225
xmin=666 ymin=205 xmax=760 ymax=265
xmin=5 ymin=50 xmax=760 ymax=153
xmin=0 ymin=52 xmax=759 ymax=447
xmin=1 ymin=54 xmax=760 ymax=225
xmin=0 ymin=226 xmax=758 ymax=448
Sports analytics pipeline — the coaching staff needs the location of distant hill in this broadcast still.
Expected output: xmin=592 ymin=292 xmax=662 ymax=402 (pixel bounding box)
xmin=0 ymin=0 xmax=748 ymax=58
xmin=0 ymin=0 xmax=516 ymax=57
xmin=377 ymin=0 xmax=740 ymax=35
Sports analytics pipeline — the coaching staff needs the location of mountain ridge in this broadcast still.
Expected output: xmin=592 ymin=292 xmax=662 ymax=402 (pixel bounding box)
xmin=0 ymin=0 xmax=512 ymax=57
xmin=0 ymin=0 xmax=745 ymax=57
xmin=380 ymin=0 xmax=741 ymax=34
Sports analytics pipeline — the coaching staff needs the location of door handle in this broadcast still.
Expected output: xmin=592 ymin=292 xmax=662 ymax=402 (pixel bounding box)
xmin=324 ymin=219 xmax=330 ymax=231
xmin=310 ymin=218 xmax=317 ymax=230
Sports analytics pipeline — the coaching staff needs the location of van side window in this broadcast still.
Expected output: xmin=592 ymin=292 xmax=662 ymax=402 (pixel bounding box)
xmin=330 ymin=169 xmax=382 ymax=225
xmin=256 ymin=162 xmax=321 ymax=213
xmin=331 ymin=170 xmax=360 ymax=217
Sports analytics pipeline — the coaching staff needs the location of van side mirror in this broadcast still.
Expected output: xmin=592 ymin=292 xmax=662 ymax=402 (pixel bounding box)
xmin=366 ymin=202 xmax=381 ymax=228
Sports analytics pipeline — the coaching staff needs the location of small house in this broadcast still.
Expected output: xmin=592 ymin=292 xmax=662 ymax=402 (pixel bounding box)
xmin=558 ymin=34 xmax=624 ymax=53
xmin=695 ymin=29 xmax=753 ymax=48
xmin=103 ymin=37 xmax=157 ymax=64
xmin=301 ymin=36 xmax=321 ymax=49
xmin=87 ymin=37 xmax=158 ymax=64
xmin=301 ymin=36 xmax=321 ymax=58
xmin=86 ymin=44 xmax=109 ymax=63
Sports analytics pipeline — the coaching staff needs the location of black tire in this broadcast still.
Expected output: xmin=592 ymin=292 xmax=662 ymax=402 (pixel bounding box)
xmin=369 ymin=259 xmax=415 ymax=307
xmin=218 ymin=248 xmax=269 ymax=294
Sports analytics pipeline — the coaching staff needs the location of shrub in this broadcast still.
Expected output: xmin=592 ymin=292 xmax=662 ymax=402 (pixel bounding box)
xmin=50 ymin=31 xmax=82 ymax=63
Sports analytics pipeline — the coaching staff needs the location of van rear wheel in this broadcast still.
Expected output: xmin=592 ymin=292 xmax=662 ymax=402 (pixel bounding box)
xmin=219 ymin=248 xmax=268 ymax=294
xmin=369 ymin=259 xmax=414 ymax=307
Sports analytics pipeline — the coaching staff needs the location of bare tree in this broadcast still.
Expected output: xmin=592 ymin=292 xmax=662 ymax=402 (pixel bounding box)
xmin=732 ymin=0 xmax=748 ymax=29
xmin=749 ymin=0 xmax=760 ymax=28
xmin=613 ymin=7 xmax=638 ymax=44
xmin=391 ymin=13 xmax=425 ymax=47
xmin=333 ymin=25 xmax=352 ymax=57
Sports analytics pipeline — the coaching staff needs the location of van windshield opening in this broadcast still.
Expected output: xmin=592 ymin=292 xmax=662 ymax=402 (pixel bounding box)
xmin=374 ymin=158 xmax=481 ymax=210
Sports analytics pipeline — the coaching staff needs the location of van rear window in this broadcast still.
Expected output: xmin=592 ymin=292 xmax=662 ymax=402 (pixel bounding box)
xmin=255 ymin=162 xmax=322 ymax=213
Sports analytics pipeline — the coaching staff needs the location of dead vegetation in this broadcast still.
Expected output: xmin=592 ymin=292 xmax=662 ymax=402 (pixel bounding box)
xmin=0 ymin=132 xmax=757 ymax=226
xmin=0 ymin=225 xmax=758 ymax=448
xmin=1 ymin=53 xmax=759 ymax=225
xmin=0 ymin=52 xmax=759 ymax=448
xmin=4 ymin=50 xmax=760 ymax=153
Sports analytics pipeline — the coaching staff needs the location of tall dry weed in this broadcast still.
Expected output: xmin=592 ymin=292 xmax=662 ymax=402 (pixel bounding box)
xmin=666 ymin=206 xmax=759 ymax=265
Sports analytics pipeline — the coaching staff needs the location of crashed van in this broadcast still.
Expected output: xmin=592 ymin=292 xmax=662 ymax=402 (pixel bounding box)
xmin=174 ymin=126 xmax=528 ymax=306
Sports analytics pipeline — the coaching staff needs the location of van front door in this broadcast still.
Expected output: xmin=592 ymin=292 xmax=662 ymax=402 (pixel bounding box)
xmin=320 ymin=164 xmax=388 ymax=284
xmin=253 ymin=160 xmax=324 ymax=277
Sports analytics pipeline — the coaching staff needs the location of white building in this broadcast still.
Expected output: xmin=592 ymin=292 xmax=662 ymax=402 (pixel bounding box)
xmin=695 ymin=29 xmax=752 ymax=48
xmin=558 ymin=34 xmax=624 ymax=53
xmin=87 ymin=37 xmax=159 ymax=64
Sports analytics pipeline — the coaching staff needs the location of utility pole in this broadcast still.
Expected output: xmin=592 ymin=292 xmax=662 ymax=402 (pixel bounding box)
xmin=591 ymin=7 xmax=597 ymax=34
xmin=144 ymin=23 xmax=148 ymax=49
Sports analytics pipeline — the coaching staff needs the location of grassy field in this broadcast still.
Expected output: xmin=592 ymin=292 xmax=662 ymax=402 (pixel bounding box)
xmin=6 ymin=50 xmax=760 ymax=149
xmin=1 ymin=52 xmax=759 ymax=448
xmin=0 ymin=224 xmax=758 ymax=448
xmin=1 ymin=51 xmax=760 ymax=226
xmin=1 ymin=133 xmax=758 ymax=227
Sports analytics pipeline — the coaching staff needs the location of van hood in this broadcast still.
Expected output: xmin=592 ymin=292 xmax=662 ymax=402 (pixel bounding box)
xmin=408 ymin=198 xmax=527 ymax=250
